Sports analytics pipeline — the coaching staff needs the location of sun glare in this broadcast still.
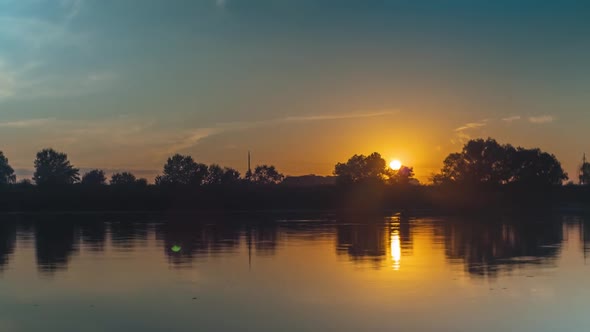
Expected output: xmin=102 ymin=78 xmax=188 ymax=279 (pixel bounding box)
xmin=390 ymin=160 xmax=402 ymax=171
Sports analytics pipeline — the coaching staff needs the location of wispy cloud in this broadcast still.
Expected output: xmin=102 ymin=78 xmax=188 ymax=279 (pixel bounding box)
xmin=0 ymin=118 xmax=55 ymax=128
xmin=282 ymin=111 xmax=394 ymax=122
xmin=454 ymin=121 xmax=487 ymax=132
xmin=529 ymin=115 xmax=554 ymax=124
xmin=166 ymin=128 xmax=224 ymax=153
xmin=1 ymin=111 xmax=395 ymax=168
xmin=502 ymin=115 xmax=521 ymax=122
xmin=0 ymin=66 xmax=15 ymax=98
xmin=452 ymin=119 xmax=488 ymax=145
xmin=169 ymin=110 xmax=397 ymax=153
xmin=0 ymin=0 xmax=111 ymax=102
xmin=215 ymin=0 xmax=227 ymax=8
xmin=451 ymin=131 xmax=471 ymax=145
xmin=61 ymin=0 xmax=83 ymax=20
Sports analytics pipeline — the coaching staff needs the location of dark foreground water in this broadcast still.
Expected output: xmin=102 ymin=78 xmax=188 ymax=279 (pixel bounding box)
xmin=0 ymin=212 xmax=589 ymax=331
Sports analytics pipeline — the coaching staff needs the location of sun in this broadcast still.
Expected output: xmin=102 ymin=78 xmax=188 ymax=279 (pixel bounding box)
xmin=389 ymin=160 xmax=402 ymax=171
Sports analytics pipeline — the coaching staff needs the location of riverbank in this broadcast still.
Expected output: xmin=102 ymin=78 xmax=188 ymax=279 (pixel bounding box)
xmin=0 ymin=184 xmax=589 ymax=213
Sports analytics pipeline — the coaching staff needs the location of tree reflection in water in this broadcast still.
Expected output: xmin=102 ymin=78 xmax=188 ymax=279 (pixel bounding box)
xmin=0 ymin=213 xmax=584 ymax=278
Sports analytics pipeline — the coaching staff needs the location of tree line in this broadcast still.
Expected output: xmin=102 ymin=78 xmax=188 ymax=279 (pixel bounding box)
xmin=0 ymin=137 xmax=580 ymax=187
xmin=333 ymin=137 xmax=571 ymax=187
xmin=0 ymin=149 xmax=284 ymax=187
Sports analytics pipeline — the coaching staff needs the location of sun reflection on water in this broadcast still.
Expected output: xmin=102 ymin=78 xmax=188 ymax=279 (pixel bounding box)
xmin=389 ymin=216 xmax=402 ymax=271
xmin=391 ymin=230 xmax=401 ymax=270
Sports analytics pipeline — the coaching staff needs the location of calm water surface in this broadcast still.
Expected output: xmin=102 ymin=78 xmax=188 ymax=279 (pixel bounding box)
xmin=0 ymin=212 xmax=589 ymax=331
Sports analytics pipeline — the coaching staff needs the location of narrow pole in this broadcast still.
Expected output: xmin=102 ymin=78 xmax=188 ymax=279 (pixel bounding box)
xmin=248 ymin=150 xmax=251 ymax=174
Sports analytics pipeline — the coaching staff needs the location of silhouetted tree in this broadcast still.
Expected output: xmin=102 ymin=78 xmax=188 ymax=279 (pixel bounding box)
xmin=0 ymin=151 xmax=16 ymax=185
xmin=205 ymin=164 xmax=224 ymax=185
xmin=155 ymin=154 xmax=208 ymax=186
xmin=509 ymin=148 xmax=568 ymax=185
xmin=221 ymin=167 xmax=241 ymax=184
xmin=245 ymin=169 xmax=253 ymax=181
xmin=250 ymin=165 xmax=284 ymax=184
xmin=387 ymin=166 xmax=416 ymax=185
xmin=135 ymin=178 xmax=148 ymax=187
xmin=205 ymin=164 xmax=241 ymax=185
xmin=110 ymin=172 xmax=146 ymax=186
xmin=33 ymin=148 xmax=79 ymax=186
xmin=433 ymin=138 xmax=509 ymax=185
xmin=81 ymin=169 xmax=107 ymax=185
xmin=433 ymin=138 xmax=567 ymax=185
xmin=16 ymin=179 xmax=33 ymax=187
xmin=334 ymin=152 xmax=417 ymax=185
xmin=580 ymin=155 xmax=590 ymax=185
xmin=334 ymin=152 xmax=389 ymax=184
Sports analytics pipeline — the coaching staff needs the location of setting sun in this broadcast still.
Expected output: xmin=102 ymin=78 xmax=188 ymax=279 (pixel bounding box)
xmin=390 ymin=160 xmax=402 ymax=170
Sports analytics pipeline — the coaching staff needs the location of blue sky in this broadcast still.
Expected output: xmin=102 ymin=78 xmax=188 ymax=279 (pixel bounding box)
xmin=1 ymin=0 xmax=589 ymax=182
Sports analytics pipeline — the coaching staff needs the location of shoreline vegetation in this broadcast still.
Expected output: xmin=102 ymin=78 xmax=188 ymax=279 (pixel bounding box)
xmin=0 ymin=184 xmax=589 ymax=213
xmin=0 ymin=137 xmax=588 ymax=213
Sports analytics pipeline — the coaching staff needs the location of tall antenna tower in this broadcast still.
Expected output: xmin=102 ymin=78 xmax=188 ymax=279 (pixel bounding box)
xmin=246 ymin=150 xmax=252 ymax=180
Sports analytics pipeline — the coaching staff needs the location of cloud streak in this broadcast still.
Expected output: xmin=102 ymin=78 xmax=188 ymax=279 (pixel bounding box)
xmin=282 ymin=111 xmax=394 ymax=122
xmin=529 ymin=115 xmax=554 ymax=124
xmin=0 ymin=118 xmax=56 ymax=128
xmin=170 ymin=110 xmax=397 ymax=153
xmin=454 ymin=121 xmax=487 ymax=132
xmin=502 ymin=115 xmax=521 ymax=122
xmin=0 ymin=0 xmax=113 ymax=102
xmin=0 ymin=110 xmax=396 ymax=168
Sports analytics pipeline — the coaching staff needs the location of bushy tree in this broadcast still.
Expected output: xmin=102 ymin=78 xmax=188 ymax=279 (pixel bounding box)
xmin=81 ymin=169 xmax=107 ymax=185
xmin=509 ymin=148 xmax=568 ymax=185
xmin=387 ymin=166 xmax=416 ymax=185
xmin=433 ymin=138 xmax=567 ymax=185
xmin=16 ymin=179 xmax=33 ymax=187
xmin=0 ymin=151 xmax=16 ymax=185
xmin=250 ymin=165 xmax=284 ymax=184
xmin=220 ymin=167 xmax=241 ymax=184
xmin=433 ymin=139 xmax=509 ymax=184
xmin=205 ymin=164 xmax=241 ymax=185
xmin=135 ymin=178 xmax=148 ymax=187
xmin=110 ymin=172 xmax=146 ymax=186
xmin=33 ymin=148 xmax=79 ymax=186
xmin=580 ymin=157 xmax=590 ymax=185
xmin=155 ymin=154 xmax=208 ymax=186
xmin=334 ymin=152 xmax=417 ymax=185
xmin=334 ymin=152 xmax=388 ymax=184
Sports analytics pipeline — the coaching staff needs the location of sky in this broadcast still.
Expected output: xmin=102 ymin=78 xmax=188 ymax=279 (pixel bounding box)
xmin=0 ymin=0 xmax=589 ymax=183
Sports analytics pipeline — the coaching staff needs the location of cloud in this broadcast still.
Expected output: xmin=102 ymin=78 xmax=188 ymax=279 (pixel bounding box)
xmin=502 ymin=115 xmax=521 ymax=122
xmin=0 ymin=56 xmax=115 ymax=101
xmin=1 ymin=110 xmax=394 ymax=168
xmin=454 ymin=121 xmax=487 ymax=132
xmin=169 ymin=110 xmax=397 ymax=152
xmin=529 ymin=115 xmax=554 ymax=124
xmin=0 ymin=1 xmax=110 ymax=102
xmin=450 ymin=131 xmax=471 ymax=145
xmin=0 ymin=69 xmax=15 ymax=98
xmin=452 ymin=119 xmax=488 ymax=145
xmin=211 ymin=110 xmax=395 ymax=132
xmin=216 ymin=0 xmax=227 ymax=8
xmin=166 ymin=128 xmax=224 ymax=153
xmin=0 ymin=118 xmax=55 ymax=128
xmin=61 ymin=0 xmax=83 ymax=20
xmin=282 ymin=111 xmax=394 ymax=122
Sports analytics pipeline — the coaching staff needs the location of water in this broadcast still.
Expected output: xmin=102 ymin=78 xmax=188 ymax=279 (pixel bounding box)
xmin=0 ymin=212 xmax=589 ymax=331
